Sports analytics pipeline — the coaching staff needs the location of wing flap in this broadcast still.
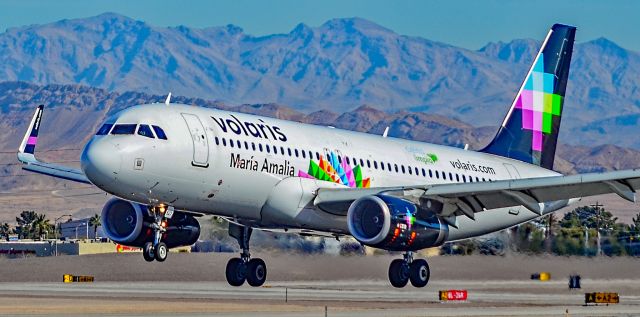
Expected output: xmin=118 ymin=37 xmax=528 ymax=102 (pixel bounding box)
xmin=315 ymin=169 xmax=640 ymax=216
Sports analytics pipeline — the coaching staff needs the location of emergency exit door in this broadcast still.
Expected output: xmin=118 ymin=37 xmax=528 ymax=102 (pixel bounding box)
xmin=181 ymin=113 xmax=209 ymax=167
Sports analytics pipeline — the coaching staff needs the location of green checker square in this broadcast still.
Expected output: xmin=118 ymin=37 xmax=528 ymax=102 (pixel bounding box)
xmin=543 ymin=93 xmax=553 ymax=114
xmin=552 ymin=94 xmax=562 ymax=115
xmin=542 ymin=112 xmax=553 ymax=134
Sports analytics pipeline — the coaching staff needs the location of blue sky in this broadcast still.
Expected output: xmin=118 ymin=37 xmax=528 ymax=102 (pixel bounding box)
xmin=1 ymin=0 xmax=638 ymax=51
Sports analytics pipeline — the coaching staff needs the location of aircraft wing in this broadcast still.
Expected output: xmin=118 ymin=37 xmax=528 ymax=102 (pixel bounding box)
xmin=314 ymin=169 xmax=640 ymax=219
xmin=16 ymin=105 xmax=91 ymax=184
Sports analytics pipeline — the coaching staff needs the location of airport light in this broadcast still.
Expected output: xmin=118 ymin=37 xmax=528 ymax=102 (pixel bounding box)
xmin=54 ymin=214 xmax=72 ymax=256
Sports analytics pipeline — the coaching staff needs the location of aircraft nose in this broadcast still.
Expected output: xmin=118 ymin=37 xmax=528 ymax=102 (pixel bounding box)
xmin=81 ymin=138 xmax=122 ymax=186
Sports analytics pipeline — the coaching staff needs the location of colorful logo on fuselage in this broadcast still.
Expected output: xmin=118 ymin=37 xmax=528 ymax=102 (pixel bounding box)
xmin=298 ymin=151 xmax=370 ymax=188
xmin=514 ymin=53 xmax=563 ymax=151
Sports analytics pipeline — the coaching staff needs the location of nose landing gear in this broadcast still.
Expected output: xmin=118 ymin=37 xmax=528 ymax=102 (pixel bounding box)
xmin=225 ymin=223 xmax=267 ymax=287
xmin=388 ymin=251 xmax=430 ymax=288
xmin=142 ymin=205 xmax=172 ymax=262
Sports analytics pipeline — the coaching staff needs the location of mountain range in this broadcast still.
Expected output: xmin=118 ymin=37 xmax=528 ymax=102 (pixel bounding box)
xmin=0 ymin=13 xmax=639 ymax=149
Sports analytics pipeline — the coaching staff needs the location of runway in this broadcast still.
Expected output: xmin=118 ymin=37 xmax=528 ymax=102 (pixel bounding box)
xmin=1 ymin=279 xmax=639 ymax=316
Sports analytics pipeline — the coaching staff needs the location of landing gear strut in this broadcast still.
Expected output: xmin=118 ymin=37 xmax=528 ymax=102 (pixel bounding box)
xmin=142 ymin=205 xmax=172 ymax=262
xmin=388 ymin=251 xmax=430 ymax=288
xmin=225 ymin=223 xmax=267 ymax=287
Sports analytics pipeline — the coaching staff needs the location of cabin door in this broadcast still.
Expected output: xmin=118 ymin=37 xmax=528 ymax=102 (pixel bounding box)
xmin=181 ymin=113 xmax=209 ymax=168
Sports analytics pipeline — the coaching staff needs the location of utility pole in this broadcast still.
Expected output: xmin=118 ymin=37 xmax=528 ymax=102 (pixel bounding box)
xmin=590 ymin=202 xmax=603 ymax=256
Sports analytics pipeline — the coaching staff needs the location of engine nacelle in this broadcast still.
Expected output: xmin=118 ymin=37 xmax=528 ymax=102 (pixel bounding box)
xmin=101 ymin=198 xmax=200 ymax=248
xmin=347 ymin=195 xmax=448 ymax=251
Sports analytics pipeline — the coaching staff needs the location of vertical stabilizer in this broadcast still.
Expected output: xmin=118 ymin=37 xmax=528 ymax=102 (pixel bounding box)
xmin=18 ymin=105 xmax=44 ymax=162
xmin=481 ymin=24 xmax=576 ymax=170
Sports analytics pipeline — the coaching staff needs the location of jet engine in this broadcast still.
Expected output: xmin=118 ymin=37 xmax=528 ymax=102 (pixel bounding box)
xmin=347 ymin=195 xmax=448 ymax=251
xmin=101 ymin=198 xmax=200 ymax=248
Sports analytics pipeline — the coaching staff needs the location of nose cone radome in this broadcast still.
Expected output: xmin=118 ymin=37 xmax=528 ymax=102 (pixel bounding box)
xmin=81 ymin=138 xmax=121 ymax=186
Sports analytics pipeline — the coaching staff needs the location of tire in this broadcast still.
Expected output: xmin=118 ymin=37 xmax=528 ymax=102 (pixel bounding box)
xmin=226 ymin=258 xmax=246 ymax=287
xmin=154 ymin=242 xmax=168 ymax=262
xmin=143 ymin=242 xmax=155 ymax=262
xmin=409 ymin=259 xmax=430 ymax=288
xmin=246 ymin=258 xmax=267 ymax=287
xmin=388 ymin=259 xmax=409 ymax=288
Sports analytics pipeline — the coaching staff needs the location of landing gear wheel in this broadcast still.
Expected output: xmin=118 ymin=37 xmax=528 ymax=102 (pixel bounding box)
xmin=226 ymin=258 xmax=246 ymax=287
xmin=154 ymin=242 xmax=168 ymax=262
xmin=409 ymin=259 xmax=430 ymax=288
xmin=388 ymin=259 xmax=409 ymax=288
xmin=246 ymin=258 xmax=267 ymax=287
xmin=143 ymin=242 xmax=155 ymax=262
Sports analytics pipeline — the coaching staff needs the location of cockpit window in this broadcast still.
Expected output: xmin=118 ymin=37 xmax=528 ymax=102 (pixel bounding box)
xmin=96 ymin=123 xmax=113 ymax=135
xmin=111 ymin=124 xmax=137 ymax=135
xmin=152 ymin=125 xmax=168 ymax=140
xmin=137 ymin=124 xmax=155 ymax=138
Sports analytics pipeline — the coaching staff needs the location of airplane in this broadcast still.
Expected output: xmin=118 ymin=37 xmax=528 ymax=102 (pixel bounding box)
xmin=16 ymin=24 xmax=640 ymax=288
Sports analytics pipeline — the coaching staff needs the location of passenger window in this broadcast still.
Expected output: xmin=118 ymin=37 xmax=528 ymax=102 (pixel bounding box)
xmin=456 ymin=174 xmax=460 ymax=182
xmin=215 ymin=137 xmax=219 ymax=145
xmin=360 ymin=159 xmax=364 ymax=166
xmin=295 ymin=149 xmax=299 ymax=157
xmin=222 ymin=138 xmax=227 ymax=146
xmin=96 ymin=123 xmax=113 ymax=135
xmin=366 ymin=160 xmax=371 ymax=168
xmin=387 ymin=163 xmax=392 ymax=171
xmin=373 ymin=161 xmax=378 ymax=169
xmin=281 ymin=147 xmax=285 ymax=155
xmin=415 ymin=167 xmax=419 ymax=175
xmin=302 ymin=150 xmax=306 ymax=159
xmin=462 ymin=175 xmax=467 ymax=182
xmin=259 ymin=144 xmax=263 ymax=152
xmin=151 ymin=126 xmax=167 ymax=140
xmin=422 ymin=169 xmax=426 ymax=177
xmin=237 ymin=140 xmax=242 ymax=148
xmin=435 ymin=171 xmax=440 ymax=179
xmin=266 ymin=144 xmax=270 ymax=153
xmin=449 ymin=172 xmax=453 ymax=180
xmin=316 ymin=152 xmax=320 ymax=160
xmin=346 ymin=157 xmax=351 ymax=165
xmin=111 ymin=124 xmax=137 ymax=135
xmin=401 ymin=165 xmax=406 ymax=174
xmin=136 ymin=124 xmax=155 ymax=138
xmin=380 ymin=162 xmax=385 ymax=171
xmin=394 ymin=164 xmax=399 ymax=173
xmin=408 ymin=167 xmax=412 ymax=175
xmin=251 ymin=142 xmax=256 ymax=151
xmin=230 ymin=140 xmax=234 ymax=148
xmin=309 ymin=151 xmax=313 ymax=159
xmin=244 ymin=141 xmax=249 ymax=149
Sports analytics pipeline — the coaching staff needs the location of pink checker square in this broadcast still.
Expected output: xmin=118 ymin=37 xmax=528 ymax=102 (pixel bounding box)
xmin=532 ymin=131 xmax=543 ymax=151
xmin=521 ymin=109 xmax=533 ymax=130
xmin=520 ymin=90 xmax=533 ymax=110
xmin=532 ymin=111 xmax=543 ymax=132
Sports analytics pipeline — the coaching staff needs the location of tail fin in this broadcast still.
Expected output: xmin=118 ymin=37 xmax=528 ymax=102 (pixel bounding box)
xmin=481 ymin=24 xmax=576 ymax=170
xmin=18 ymin=105 xmax=44 ymax=162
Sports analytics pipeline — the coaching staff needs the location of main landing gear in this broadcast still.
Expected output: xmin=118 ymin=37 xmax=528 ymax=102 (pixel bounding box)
xmin=225 ymin=223 xmax=267 ymax=287
xmin=388 ymin=251 xmax=430 ymax=288
xmin=142 ymin=205 xmax=172 ymax=262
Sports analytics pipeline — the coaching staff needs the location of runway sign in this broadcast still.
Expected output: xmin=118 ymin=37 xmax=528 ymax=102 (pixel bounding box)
xmin=63 ymin=274 xmax=94 ymax=283
xmin=585 ymin=292 xmax=619 ymax=305
xmin=530 ymin=272 xmax=551 ymax=281
xmin=439 ymin=290 xmax=468 ymax=301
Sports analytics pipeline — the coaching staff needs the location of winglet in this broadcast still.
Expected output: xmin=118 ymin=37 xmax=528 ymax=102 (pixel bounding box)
xmin=165 ymin=92 xmax=172 ymax=105
xmin=17 ymin=105 xmax=44 ymax=163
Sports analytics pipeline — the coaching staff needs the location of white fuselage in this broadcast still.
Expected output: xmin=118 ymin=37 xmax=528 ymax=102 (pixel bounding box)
xmin=81 ymin=103 xmax=568 ymax=242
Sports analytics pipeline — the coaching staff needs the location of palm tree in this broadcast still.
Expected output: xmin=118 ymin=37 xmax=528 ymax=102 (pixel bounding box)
xmin=32 ymin=214 xmax=52 ymax=240
xmin=0 ymin=223 xmax=11 ymax=240
xmin=89 ymin=214 xmax=101 ymax=238
xmin=16 ymin=210 xmax=38 ymax=239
